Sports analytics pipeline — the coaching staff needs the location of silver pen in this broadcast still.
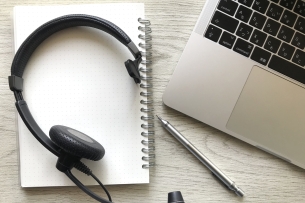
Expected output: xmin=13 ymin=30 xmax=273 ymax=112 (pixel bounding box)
xmin=157 ymin=115 xmax=244 ymax=197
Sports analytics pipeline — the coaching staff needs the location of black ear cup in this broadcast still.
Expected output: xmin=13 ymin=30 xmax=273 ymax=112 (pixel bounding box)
xmin=49 ymin=125 xmax=105 ymax=161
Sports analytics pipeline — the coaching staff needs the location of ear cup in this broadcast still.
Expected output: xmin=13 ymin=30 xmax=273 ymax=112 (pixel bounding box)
xmin=49 ymin=125 xmax=105 ymax=161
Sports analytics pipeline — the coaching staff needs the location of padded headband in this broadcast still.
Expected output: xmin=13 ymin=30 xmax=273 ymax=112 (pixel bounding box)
xmin=11 ymin=14 xmax=141 ymax=77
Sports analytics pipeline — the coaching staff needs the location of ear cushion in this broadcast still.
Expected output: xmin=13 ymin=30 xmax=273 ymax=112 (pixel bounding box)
xmin=49 ymin=125 xmax=105 ymax=161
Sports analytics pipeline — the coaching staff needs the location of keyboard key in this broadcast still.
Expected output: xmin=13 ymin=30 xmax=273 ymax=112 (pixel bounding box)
xmin=280 ymin=0 xmax=297 ymax=10
xmin=269 ymin=55 xmax=305 ymax=85
xmin=263 ymin=19 xmax=281 ymax=36
xmin=219 ymin=31 xmax=237 ymax=49
xmin=236 ymin=23 xmax=254 ymax=40
xmin=264 ymin=36 xmax=282 ymax=53
xmin=250 ymin=12 xmax=267 ymax=29
xmin=250 ymin=29 xmax=267 ymax=46
xmin=292 ymin=49 xmax=305 ymax=66
xmin=253 ymin=0 xmax=270 ymax=14
xmin=295 ymin=17 xmax=305 ymax=34
xmin=277 ymin=25 xmax=295 ymax=42
xmin=235 ymin=5 xmax=253 ymax=22
xmin=218 ymin=0 xmax=239 ymax=16
xmin=267 ymin=3 xmax=284 ymax=20
xmin=251 ymin=47 xmax=272 ymax=65
xmin=294 ymin=0 xmax=305 ymax=17
xmin=278 ymin=43 xmax=295 ymax=60
xmin=270 ymin=0 xmax=280 ymax=3
xmin=204 ymin=24 xmax=222 ymax=42
xmin=291 ymin=32 xmax=305 ymax=49
xmin=211 ymin=11 xmax=239 ymax=33
xmin=239 ymin=0 xmax=254 ymax=7
xmin=233 ymin=38 xmax=254 ymax=57
xmin=280 ymin=10 xmax=298 ymax=27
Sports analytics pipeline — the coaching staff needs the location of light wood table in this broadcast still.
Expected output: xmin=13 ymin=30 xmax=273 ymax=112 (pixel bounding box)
xmin=1 ymin=0 xmax=305 ymax=202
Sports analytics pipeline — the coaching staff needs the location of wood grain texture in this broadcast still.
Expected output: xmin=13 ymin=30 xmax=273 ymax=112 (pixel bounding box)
xmin=1 ymin=0 xmax=305 ymax=202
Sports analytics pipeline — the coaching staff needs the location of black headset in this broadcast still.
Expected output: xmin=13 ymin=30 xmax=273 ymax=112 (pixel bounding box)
xmin=8 ymin=14 xmax=143 ymax=203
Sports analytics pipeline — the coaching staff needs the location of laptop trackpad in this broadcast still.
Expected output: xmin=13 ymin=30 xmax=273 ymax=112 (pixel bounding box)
xmin=227 ymin=66 xmax=305 ymax=164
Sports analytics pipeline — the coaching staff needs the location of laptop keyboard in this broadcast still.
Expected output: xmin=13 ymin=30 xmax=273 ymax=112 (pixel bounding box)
xmin=205 ymin=0 xmax=305 ymax=85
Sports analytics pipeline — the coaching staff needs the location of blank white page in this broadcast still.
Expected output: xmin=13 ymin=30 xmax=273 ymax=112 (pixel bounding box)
xmin=13 ymin=4 xmax=149 ymax=187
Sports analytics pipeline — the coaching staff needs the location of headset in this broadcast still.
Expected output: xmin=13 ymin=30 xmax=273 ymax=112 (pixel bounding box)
xmin=8 ymin=14 xmax=143 ymax=203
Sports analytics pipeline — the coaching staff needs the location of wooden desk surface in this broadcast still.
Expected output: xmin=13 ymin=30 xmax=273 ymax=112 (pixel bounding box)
xmin=1 ymin=0 xmax=305 ymax=202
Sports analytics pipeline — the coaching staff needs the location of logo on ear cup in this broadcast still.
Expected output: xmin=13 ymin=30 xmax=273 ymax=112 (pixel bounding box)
xmin=67 ymin=128 xmax=94 ymax=143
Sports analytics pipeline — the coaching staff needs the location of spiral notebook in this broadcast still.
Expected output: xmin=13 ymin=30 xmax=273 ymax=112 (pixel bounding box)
xmin=13 ymin=4 xmax=154 ymax=187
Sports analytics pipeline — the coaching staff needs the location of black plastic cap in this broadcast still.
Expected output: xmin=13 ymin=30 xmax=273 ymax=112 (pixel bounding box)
xmin=125 ymin=57 xmax=142 ymax=84
xmin=168 ymin=191 xmax=185 ymax=203
xmin=8 ymin=75 xmax=23 ymax=91
xmin=56 ymin=152 xmax=81 ymax=172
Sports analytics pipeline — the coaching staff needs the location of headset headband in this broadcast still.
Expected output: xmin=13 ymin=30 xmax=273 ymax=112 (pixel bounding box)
xmin=8 ymin=14 xmax=142 ymax=157
xmin=11 ymin=14 xmax=141 ymax=77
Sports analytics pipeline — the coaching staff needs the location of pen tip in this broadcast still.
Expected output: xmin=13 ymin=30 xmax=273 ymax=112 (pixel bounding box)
xmin=156 ymin=115 xmax=162 ymax=121
xmin=235 ymin=187 xmax=245 ymax=197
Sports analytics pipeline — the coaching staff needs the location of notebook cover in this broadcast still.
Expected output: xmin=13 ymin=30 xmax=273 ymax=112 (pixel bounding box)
xmin=13 ymin=4 xmax=149 ymax=187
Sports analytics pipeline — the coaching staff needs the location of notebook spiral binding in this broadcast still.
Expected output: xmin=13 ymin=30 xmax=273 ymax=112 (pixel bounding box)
xmin=138 ymin=18 xmax=155 ymax=169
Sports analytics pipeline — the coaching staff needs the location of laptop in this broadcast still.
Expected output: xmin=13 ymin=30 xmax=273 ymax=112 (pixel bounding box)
xmin=163 ymin=0 xmax=305 ymax=168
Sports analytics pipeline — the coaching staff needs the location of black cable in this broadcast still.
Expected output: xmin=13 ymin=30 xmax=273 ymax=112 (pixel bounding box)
xmin=91 ymin=172 xmax=112 ymax=202
xmin=72 ymin=161 xmax=112 ymax=202
xmin=64 ymin=170 xmax=112 ymax=203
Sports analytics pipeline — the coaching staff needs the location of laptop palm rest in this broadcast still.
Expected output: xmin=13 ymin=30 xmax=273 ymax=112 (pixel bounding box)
xmin=227 ymin=66 xmax=305 ymax=165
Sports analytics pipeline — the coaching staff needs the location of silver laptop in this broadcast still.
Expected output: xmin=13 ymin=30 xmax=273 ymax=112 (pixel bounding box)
xmin=163 ymin=0 xmax=305 ymax=168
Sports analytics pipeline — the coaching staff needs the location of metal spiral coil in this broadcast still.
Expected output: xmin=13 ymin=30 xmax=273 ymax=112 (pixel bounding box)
xmin=142 ymin=147 xmax=155 ymax=153
xmin=140 ymin=100 xmax=153 ymax=105
xmin=139 ymin=43 xmax=152 ymax=50
xmin=142 ymin=154 xmax=155 ymax=161
xmin=141 ymin=131 xmax=154 ymax=137
xmin=140 ymin=92 xmax=153 ymax=97
xmin=142 ymin=163 xmax=155 ymax=169
xmin=138 ymin=34 xmax=152 ymax=42
xmin=141 ymin=76 xmax=153 ymax=81
xmin=141 ymin=123 xmax=154 ymax=129
xmin=141 ymin=115 xmax=154 ymax=121
xmin=140 ymin=84 xmax=152 ymax=88
xmin=140 ymin=51 xmax=152 ymax=57
xmin=138 ymin=26 xmax=152 ymax=34
xmin=139 ymin=67 xmax=152 ymax=73
xmin=138 ymin=18 xmax=151 ymax=26
xmin=141 ymin=108 xmax=154 ymax=113
xmin=141 ymin=60 xmax=153 ymax=64
xmin=141 ymin=139 xmax=155 ymax=145
xmin=138 ymin=18 xmax=154 ymax=169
